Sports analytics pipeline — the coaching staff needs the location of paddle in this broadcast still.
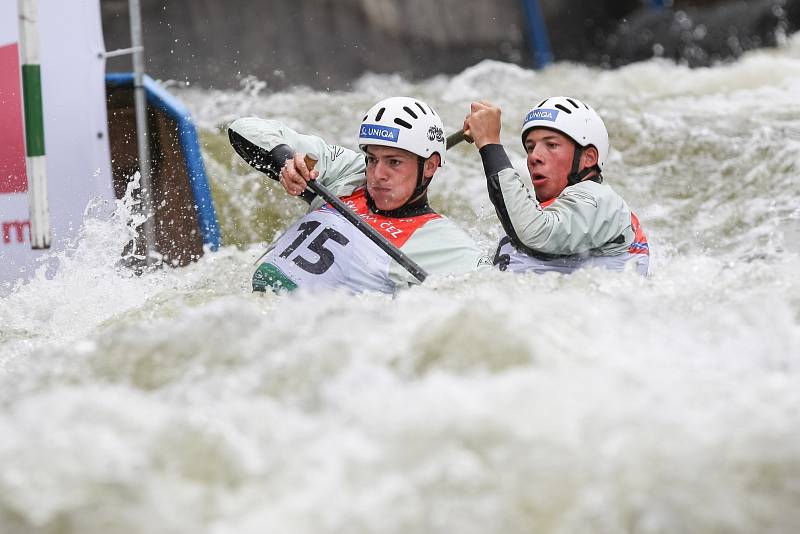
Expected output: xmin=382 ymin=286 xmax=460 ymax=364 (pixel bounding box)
xmin=228 ymin=128 xmax=428 ymax=282
xmin=446 ymin=129 xmax=473 ymax=149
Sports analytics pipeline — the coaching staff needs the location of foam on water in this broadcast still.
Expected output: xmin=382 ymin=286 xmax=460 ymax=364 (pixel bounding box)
xmin=1 ymin=35 xmax=800 ymax=534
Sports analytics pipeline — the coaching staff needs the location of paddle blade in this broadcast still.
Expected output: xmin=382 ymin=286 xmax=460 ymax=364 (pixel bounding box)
xmin=228 ymin=125 xmax=316 ymax=204
xmin=228 ymin=128 xmax=289 ymax=180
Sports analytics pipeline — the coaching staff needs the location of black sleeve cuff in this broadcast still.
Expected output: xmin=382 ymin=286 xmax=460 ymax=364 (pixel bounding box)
xmin=479 ymin=144 xmax=513 ymax=178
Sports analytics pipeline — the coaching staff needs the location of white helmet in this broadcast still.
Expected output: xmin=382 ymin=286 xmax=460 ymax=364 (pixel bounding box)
xmin=520 ymin=96 xmax=609 ymax=169
xmin=359 ymin=97 xmax=446 ymax=165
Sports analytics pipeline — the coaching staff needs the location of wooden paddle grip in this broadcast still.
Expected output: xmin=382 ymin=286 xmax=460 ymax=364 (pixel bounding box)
xmin=446 ymin=129 xmax=474 ymax=149
xmin=304 ymin=154 xmax=318 ymax=172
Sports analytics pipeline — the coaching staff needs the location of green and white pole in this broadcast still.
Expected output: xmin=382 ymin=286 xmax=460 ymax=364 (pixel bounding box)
xmin=18 ymin=0 xmax=50 ymax=249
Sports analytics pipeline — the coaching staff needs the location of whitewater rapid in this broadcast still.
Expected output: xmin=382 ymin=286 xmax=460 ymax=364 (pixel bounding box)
xmin=1 ymin=34 xmax=800 ymax=534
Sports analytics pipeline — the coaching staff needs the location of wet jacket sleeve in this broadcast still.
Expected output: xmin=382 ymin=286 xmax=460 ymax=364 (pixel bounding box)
xmin=390 ymin=218 xmax=491 ymax=288
xmin=480 ymin=144 xmax=632 ymax=256
xmin=228 ymin=117 xmax=366 ymax=208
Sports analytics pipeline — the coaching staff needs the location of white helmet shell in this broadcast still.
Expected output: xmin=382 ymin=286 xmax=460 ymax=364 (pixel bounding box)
xmin=359 ymin=97 xmax=446 ymax=165
xmin=520 ymin=96 xmax=609 ymax=169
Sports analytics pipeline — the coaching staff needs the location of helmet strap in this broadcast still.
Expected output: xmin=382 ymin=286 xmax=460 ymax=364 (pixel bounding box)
xmin=566 ymin=146 xmax=603 ymax=186
xmin=566 ymin=146 xmax=584 ymax=187
xmin=412 ymin=157 xmax=433 ymax=199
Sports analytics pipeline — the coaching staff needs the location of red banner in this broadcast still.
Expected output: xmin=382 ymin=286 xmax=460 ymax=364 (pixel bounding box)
xmin=0 ymin=42 xmax=27 ymax=194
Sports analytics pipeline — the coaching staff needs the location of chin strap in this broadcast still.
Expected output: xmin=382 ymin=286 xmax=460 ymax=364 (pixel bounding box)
xmin=365 ymin=188 xmax=433 ymax=217
xmin=412 ymin=157 xmax=432 ymax=199
xmin=566 ymin=146 xmax=603 ymax=186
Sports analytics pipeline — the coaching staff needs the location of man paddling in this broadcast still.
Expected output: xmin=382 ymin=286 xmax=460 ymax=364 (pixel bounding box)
xmin=229 ymin=96 xmax=489 ymax=294
xmin=464 ymin=97 xmax=650 ymax=276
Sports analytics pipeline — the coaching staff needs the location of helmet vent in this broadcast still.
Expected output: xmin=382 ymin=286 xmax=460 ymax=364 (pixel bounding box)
xmin=415 ymin=102 xmax=428 ymax=115
xmin=538 ymin=99 xmax=548 ymax=107
xmin=566 ymin=98 xmax=580 ymax=108
xmin=555 ymin=103 xmax=573 ymax=114
xmin=403 ymin=106 xmax=419 ymax=119
xmin=375 ymin=107 xmax=386 ymax=121
xmin=394 ymin=118 xmax=413 ymax=129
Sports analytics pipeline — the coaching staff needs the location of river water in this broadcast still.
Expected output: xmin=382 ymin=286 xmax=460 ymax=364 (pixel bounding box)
xmin=1 ymin=34 xmax=800 ymax=534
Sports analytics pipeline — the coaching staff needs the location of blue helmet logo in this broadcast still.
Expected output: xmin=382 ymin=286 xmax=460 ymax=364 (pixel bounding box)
xmin=360 ymin=124 xmax=400 ymax=143
xmin=524 ymin=109 xmax=559 ymax=123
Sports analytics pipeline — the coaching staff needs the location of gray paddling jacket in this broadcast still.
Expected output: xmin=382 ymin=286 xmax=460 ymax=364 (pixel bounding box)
xmin=479 ymin=144 xmax=650 ymax=276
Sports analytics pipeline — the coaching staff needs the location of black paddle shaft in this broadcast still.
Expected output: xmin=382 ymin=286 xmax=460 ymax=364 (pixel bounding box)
xmin=228 ymin=129 xmax=428 ymax=282
xmin=303 ymin=180 xmax=427 ymax=282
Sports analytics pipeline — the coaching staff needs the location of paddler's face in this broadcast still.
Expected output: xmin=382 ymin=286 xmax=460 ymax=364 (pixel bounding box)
xmin=365 ymin=145 xmax=437 ymax=211
xmin=523 ymin=128 xmax=575 ymax=202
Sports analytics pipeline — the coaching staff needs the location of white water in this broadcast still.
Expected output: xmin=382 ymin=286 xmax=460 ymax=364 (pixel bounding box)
xmin=2 ymin=35 xmax=800 ymax=534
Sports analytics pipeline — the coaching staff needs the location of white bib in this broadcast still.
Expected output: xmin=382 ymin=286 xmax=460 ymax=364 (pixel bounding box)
xmin=494 ymin=237 xmax=649 ymax=276
xmin=253 ymin=189 xmax=441 ymax=293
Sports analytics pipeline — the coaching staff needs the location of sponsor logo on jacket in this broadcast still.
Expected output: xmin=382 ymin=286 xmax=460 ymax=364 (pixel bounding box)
xmin=360 ymin=124 xmax=400 ymax=143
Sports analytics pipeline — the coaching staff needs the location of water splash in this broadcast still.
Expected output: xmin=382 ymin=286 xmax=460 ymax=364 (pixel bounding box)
xmin=2 ymin=36 xmax=800 ymax=534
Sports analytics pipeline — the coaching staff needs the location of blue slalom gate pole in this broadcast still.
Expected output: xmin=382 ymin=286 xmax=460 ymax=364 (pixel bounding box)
xmin=521 ymin=0 xmax=553 ymax=69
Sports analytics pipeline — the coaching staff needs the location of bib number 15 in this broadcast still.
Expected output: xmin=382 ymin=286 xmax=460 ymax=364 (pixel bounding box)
xmin=278 ymin=220 xmax=349 ymax=274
